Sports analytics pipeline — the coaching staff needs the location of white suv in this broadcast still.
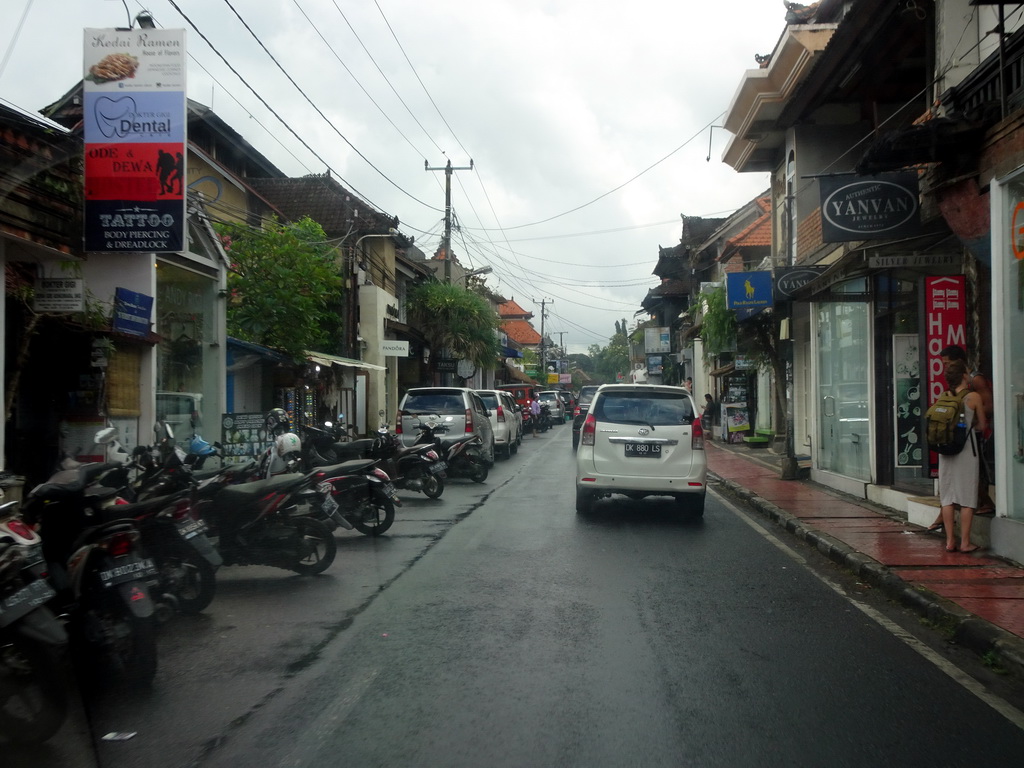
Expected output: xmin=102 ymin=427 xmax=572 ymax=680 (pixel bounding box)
xmin=475 ymin=389 xmax=522 ymax=459
xmin=397 ymin=387 xmax=496 ymax=465
xmin=575 ymin=384 xmax=707 ymax=515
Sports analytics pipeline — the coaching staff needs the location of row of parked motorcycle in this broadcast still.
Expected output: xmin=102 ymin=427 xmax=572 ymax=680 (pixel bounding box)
xmin=0 ymin=407 xmax=492 ymax=745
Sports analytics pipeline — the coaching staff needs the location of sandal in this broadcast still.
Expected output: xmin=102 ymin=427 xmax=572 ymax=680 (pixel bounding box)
xmin=945 ymin=544 xmax=958 ymax=552
xmin=960 ymin=544 xmax=983 ymax=554
xmin=924 ymin=522 xmax=944 ymax=533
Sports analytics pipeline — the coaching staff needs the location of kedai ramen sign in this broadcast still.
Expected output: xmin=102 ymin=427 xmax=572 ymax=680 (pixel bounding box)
xmin=818 ymin=172 xmax=920 ymax=242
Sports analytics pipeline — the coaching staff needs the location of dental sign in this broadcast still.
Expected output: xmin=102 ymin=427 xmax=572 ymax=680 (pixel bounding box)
xmin=818 ymin=172 xmax=920 ymax=242
xmin=83 ymin=28 xmax=187 ymax=253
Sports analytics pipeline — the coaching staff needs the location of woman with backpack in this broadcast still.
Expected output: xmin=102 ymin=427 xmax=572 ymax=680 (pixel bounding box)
xmin=937 ymin=360 xmax=988 ymax=553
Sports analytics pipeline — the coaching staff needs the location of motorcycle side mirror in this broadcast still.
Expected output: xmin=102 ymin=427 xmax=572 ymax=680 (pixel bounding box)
xmin=378 ymin=409 xmax=385 ymax=418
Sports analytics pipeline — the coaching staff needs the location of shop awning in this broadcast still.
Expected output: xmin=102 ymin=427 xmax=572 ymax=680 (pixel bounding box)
xmin=306 ymin=351 xmax=387 ymax=371
xmin=710 ymin=363 xmax=735 ymax=377
xmin=504 ymin=360 xmax=536 ymax=384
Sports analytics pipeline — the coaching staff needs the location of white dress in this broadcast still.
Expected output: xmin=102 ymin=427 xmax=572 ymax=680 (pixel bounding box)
xmin=938 ymin=397 xmax=979 ymax=508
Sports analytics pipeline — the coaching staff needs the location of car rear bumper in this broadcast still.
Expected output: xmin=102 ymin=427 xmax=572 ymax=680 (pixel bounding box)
xmin=576 ymin=473 xmax=707 ymax=495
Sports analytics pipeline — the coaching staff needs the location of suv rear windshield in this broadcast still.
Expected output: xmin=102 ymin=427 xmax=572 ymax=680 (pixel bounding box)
xmin=594 ymin=391 xmax=695 ymax=426
xmin=402 ymin=391 xmax=466 ymax=415
xmin=539 ymin=392 xmax=560 ymax=403
xmin=578 ymin=386 xmax=599 ymax=406
xmin=477 ymin=393 xmax=500 ymax=410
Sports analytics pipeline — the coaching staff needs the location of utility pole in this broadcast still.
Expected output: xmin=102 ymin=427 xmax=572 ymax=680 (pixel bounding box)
xmin=535 ymin=298 xmax=553 ymax=384
xmin=425 ymin=158 xmax=473 ymax=283
xmin=554 ymin=331 xmax=567 ymax=378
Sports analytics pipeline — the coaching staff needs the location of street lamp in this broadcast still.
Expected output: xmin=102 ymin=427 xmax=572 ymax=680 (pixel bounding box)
xmin=456 ymin=265 xmax=493 ymax=283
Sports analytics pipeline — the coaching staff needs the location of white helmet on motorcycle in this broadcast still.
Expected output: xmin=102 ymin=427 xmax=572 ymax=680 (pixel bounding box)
xmin=275 ymin=432 xmax=301 ymax=456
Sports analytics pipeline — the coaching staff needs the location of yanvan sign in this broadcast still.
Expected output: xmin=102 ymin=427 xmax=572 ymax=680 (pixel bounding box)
xmin=819 ymin=172 xmax=920 ymax=242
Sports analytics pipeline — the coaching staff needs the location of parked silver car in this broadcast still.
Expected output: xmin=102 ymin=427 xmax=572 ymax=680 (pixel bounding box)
xmin=398 ymin=387 xmax=496 ymax=465
xmin=538 ymin=390 xmax=565 ymax=424
xmin=475 ymin=389 xmax=522 ymax=459
xmin=575 ymin=384 xmax=707 ymax=515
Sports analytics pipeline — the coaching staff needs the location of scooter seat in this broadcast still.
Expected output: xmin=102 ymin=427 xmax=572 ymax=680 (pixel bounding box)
xmin=215 ymin=473 xmax=307 ymax=503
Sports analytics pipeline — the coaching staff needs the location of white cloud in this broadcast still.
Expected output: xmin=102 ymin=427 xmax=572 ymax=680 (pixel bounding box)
xmin=1 ymin=0 xmax=784 ymax=349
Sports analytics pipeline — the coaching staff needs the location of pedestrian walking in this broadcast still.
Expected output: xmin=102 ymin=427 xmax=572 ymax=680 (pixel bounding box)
xmin=938 ymin=360 xmax=987 ymax=553
xmin=530 ymin=397 xmax=541 ymax=437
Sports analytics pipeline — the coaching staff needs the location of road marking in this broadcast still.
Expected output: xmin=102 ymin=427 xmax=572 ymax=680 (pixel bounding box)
xmin=714 ymin=488 xmax=1024 ymax=732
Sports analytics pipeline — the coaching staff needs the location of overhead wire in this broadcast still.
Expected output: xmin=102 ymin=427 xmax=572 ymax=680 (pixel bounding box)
xmin=216 ymin=0 xmax=440 ymax=212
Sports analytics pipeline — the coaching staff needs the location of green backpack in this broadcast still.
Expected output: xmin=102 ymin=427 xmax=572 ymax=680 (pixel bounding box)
xmin=924 ymin=389 xmax=971 ymax=455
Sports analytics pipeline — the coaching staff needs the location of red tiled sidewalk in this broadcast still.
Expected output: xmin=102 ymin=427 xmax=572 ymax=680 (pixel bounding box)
xmin=707 ymin=442 xmax=1024 ymax=641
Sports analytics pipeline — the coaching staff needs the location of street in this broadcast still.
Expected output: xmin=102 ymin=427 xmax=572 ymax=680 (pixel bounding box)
xmin=10 ymin=424 xmax=1024 ymax=767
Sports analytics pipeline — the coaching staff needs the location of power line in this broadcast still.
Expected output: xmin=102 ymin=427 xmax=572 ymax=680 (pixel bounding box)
xmin=217 ymin=0 xmax=440 ymax=212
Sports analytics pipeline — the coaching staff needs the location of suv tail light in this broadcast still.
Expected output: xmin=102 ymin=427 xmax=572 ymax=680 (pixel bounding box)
xmin=581 ymin=413 xmax=596 ymax=446
xmin=496 ymin=406 xmax=505 ymax=422
xmin=395 ymin=411 xmax=402 ymax=435
xmin=465 ymin=408 xmax=474 ymax=434
xmin=573 ymin=405 xmax=581 ymax=417
xmin=691 ymin=415 xmax=705 ymax=450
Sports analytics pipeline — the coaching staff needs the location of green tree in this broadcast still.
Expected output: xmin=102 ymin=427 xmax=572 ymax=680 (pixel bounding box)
xmin=407 ymin=279 xmax=502 ymax=371
xmin=697 ymin=284 xmax=786 ymax=435
xmin=217 ymin=217 xmax=344 ymax=360
xmin=586 ymin=321 xmax=630 ymax=384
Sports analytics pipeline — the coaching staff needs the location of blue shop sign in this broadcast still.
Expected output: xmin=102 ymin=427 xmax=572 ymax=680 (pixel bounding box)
xmin=726 ymin=271 xmax=773 ymax=312
xmin=112 ymin=287 xmax=153 ymax=337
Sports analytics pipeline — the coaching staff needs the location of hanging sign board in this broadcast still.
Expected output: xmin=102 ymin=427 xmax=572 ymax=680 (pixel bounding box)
xmin=83 ymin=28 xmax=187 ymax=253
xmin=112 ymin=287 xmax=153 ymax=337
xmin=34 ymin=278 xmax=85 ymax=313
xmin=773 ymin=266 xmax=826 ymax=302
xmin=644 ymin=327 xmax=671 ymax=353
xmin=819 ymin=172 xmax=920 ymax=242
xmin=726 ymin=271 xmax=773 ymax=312
xmin=381 ymin=340 xmax=409 ymax=356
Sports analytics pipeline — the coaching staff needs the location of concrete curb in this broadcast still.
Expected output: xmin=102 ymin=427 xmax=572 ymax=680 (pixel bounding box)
xmin=711 ymin=472 xmax=1024 ymax=681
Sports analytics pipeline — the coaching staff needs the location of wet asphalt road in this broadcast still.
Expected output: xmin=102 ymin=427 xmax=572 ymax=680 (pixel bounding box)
xmin=11 ymin=423 xmax=1024 ymax=767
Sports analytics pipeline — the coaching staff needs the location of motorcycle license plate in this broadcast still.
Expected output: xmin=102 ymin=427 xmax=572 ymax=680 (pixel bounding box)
xmin=175 ymin=517 xmax=208 ymax=540
xmin=624 ymin=443 xmax=661 ymax=458
xmin=0 ymin=579 xmax=55 ymax=626
xmin=382 ymin=483 xmax=397 ymax=498
xmin=321 ymin=493 xmax=339 ymax=515
xmin=430 ymin=461 xmax=447 ymax=474
xmin=99 ymin=558 xmax=158 ymax=588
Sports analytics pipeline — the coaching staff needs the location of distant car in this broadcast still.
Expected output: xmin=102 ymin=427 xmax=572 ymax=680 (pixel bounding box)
xmin=538 ymin=390 xmax=565 ymax=424
xmin=475 ymin=389 xmax=522 ymax=459
xmin=156 ymin=391 xmax=203 ymax=443
xmin=572 ymin=385 xmax=600 ymax=451
xmin=397 ymin=387 xmax=496 ymax=465
xmin=575 ymin=384 xmax=707 ymax=515
xmin=556 ymin=391 xmax=574 ymax=421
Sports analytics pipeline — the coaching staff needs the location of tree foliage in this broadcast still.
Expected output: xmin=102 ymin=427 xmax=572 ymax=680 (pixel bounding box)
xmin=406 ymin=279 xmax=502 ymax=371
xmin=697 ymin=286 xmax=737 ymax=362
xmin=218 ymin=216 xmax=344 ymax=360
xmin=586 ymin=320 xmax=630 ymax=384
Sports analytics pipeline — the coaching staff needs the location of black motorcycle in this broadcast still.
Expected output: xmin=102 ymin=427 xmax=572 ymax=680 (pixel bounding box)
xmin=191 ymin=472 xmax=337 ymax=576
xmin=411 ymin=416 xmax=488 ymax=484
xmin=299 ymin=438 xmax=401 ymax=536
xmin=0 ymin=540 xmax=69 ymax=743
xmin=23 ymin=462 xmax=160 ymax=687
xmin=92 ymin=429 xmax=221 ymax=617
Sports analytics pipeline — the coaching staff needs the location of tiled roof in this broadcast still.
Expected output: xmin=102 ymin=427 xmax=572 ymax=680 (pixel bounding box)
xmin=498 ymin=299 xmax=533 ymax=319
xmin=501 ymin=319 xmax=542 ymax=345
xmin=722 ymin=196 xmax=772 ymax=255
xmin=247 ymin=174 xmax=393 ymax=236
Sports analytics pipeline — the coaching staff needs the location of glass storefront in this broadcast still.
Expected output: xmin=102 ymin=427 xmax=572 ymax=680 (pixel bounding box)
xmin=995 ymin=174 xmax=1024 ymax=522
xmin=816 ymin=280 xmax=871 ymax=481
xmin=155 ymin=261 xmax=219 ymax=439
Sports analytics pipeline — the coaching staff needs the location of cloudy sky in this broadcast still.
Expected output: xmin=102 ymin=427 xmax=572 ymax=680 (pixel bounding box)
xmin=1 ymin=0 xmax=784 ymax=353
